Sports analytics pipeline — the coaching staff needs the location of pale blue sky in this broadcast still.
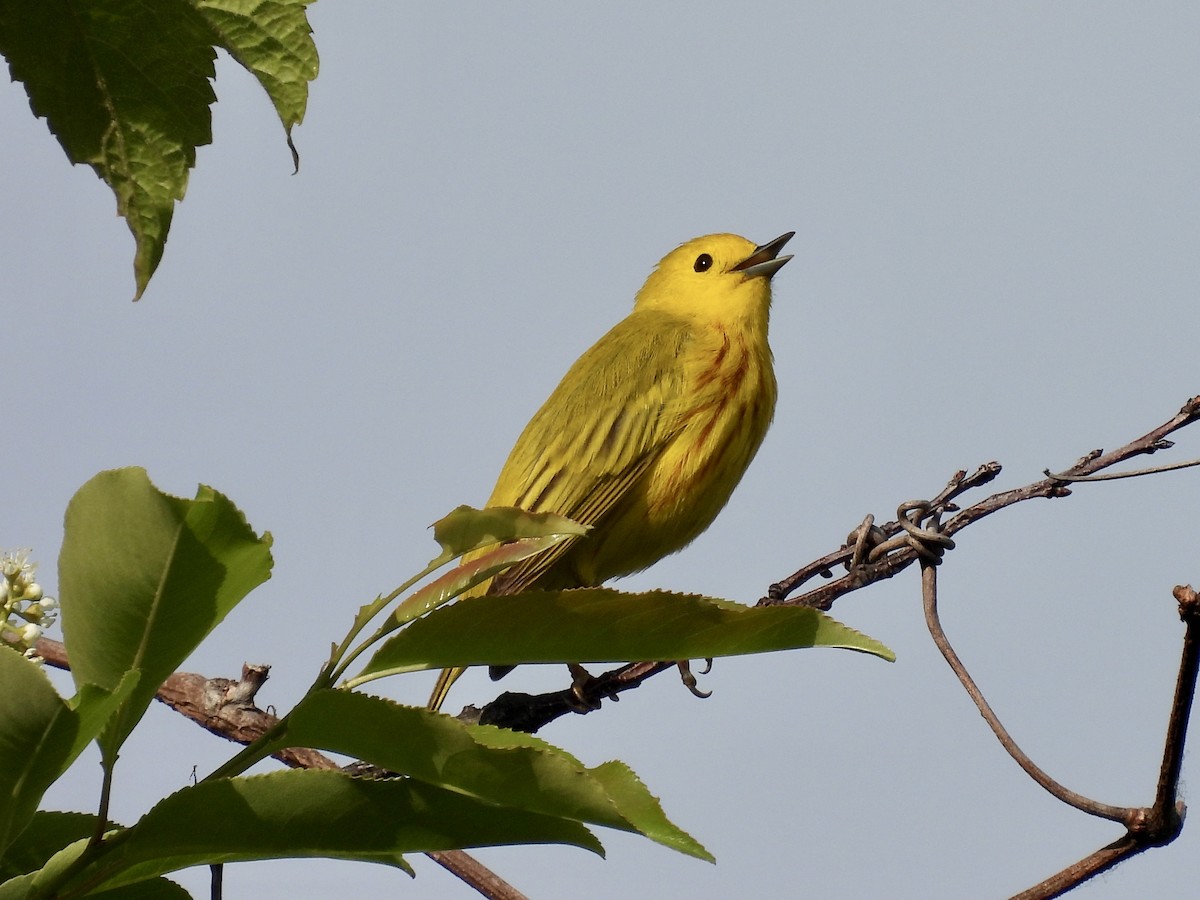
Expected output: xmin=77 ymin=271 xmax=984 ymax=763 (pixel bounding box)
xmin=4 ymin=3 xmax=1199 ymax=897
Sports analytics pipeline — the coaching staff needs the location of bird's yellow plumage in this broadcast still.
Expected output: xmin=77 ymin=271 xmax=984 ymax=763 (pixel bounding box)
xmin=429 ymin=231 xmax=793 ymax=710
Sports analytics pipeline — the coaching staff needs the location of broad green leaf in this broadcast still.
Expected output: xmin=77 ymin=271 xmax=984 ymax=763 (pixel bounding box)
xmin=85 ymin=770 xmax=601 ymax=891
xmin=588 ymin=760 xmax=703 ymax=859
xmin=58 ymin=468 xmax=272 ymax=755
xmin=90 ymin=878 xmax=194 ymax=899
xmin=362 ymin=587 xmax=894 ymax=676
xmin=0 ymin=812 xmax=96 ymax=883
xmin=2 ymin=829 xmax=188 ymax=899
xmin=68 ymin=674 xmax=141 ymax=763
xmin=0 ymin=835 xmax=88 ymax=900
xmin=0 ymin=0 xmax=317 ymax=298
xmin=0 ymin=672 xmax=139 ymax=858
xmin=264 ymin=690 xmax=711 ymax=860
xmin=0 ymin=651 xmax=78 ymax=857
xmin=428 ymin=505 xmax=587 ymax=568
xmin=0 ymin=813 xmax=187 ymax=900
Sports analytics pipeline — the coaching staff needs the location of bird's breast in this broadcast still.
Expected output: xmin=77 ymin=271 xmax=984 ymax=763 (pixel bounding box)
xmin=577 ymin=326 xmax=777 ymax=583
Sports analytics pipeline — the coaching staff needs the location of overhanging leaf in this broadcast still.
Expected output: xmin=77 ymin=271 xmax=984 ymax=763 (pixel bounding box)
xmin=0 ymin=0 xmax=216 ymax=297
xmin=362 ymin=587 xmax=894 ymax=676
xmin=0 ymin=0 xmax=318 ymax=297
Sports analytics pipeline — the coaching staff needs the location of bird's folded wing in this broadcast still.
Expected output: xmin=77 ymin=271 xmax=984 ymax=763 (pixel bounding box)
xmin=487 ymin=313 xmax=692 ymax=594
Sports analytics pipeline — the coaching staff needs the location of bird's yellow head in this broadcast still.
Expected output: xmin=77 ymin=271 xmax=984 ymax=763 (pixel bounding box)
xmin=633 ymin=232 xmax=794 ymax=327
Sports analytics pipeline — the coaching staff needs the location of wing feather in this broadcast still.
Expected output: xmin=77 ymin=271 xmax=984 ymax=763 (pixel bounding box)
xmin=487 ymin=311 xmax=691 ymax=594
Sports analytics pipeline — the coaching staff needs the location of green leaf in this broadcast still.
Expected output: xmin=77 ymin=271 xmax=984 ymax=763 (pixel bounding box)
xmin=0 ymin=672 xmax=140 ymax=858
xmin=428 ymin=505 xmax=588 ymax=568
xmin=0 ymin=651 xmax=78 ymax=858
xmin=193 ymin=0 xmax=319 ymax=169
xmin=1 ymin=827 xmax=190 ymax=900
xmin=89 ymin=878 xmax=194 ymax=899
xmin=86 ymin=770 xmax=601 ymax=891
xmin=68 ymin=674 xmax=141 ymax=764
xmin=0 ymin=0 xmax=216 ymax=297
xmin=0 ymin=0 xmax=317 ymax=298
xmin=265 ymin=690 xmax=712 ymax=860
xmin=0 ymin=813 xmax=190 ymax=900
xmin=362 ymin=587 xmax=895 ymax=676
xmin=0 ymin=831 xmax=91 ymax=900
xmin=0 ymin=812 xmax=96 ymax=883
xmin=58 ymin=467 xmax=273 ymax=756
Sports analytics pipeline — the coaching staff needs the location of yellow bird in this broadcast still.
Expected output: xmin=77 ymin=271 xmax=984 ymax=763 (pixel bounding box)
xmin=429 ymin=231 xmax=793 ymax=711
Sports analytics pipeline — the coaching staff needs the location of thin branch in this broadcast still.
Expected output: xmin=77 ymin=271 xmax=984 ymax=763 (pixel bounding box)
xmin=763 ymin=395 xmax=1200 ymax=610
xmin=473 ymin=661 xmax=676 ymax=733
xmin=427 ymin=852 xmax=530 ymax=900
xmin=919 ymin=563 xmax=1129 ymax=823
xmin=1156 ymin=586 xmax=1200 ymax=813
xmin=37 ymin=638 xmax=334 ymax=771
xmin=1010 ymin=584 xmax=1198 ymax=900
xmin=1044 ymin=456 xmax=1200 ymax=482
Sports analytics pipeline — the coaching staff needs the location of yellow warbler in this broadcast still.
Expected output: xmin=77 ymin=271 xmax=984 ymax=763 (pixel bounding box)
xmin=429 ymin=231 xmax=793 ymax=710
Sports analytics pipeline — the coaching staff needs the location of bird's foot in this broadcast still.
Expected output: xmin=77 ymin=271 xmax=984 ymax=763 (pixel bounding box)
xmin=677 ymin=659 xmax=713 ymax=698
xmin=567 ymin=663 xmax=603 ymax=711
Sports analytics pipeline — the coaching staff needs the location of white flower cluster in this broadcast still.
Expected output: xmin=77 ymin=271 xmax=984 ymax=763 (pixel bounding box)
xmin=2 ymin=549 xmax=58 ymax=663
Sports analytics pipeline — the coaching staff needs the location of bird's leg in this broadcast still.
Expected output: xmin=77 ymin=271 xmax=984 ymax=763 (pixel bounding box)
xmin=676 ymin=659 xmax=713 ymax=698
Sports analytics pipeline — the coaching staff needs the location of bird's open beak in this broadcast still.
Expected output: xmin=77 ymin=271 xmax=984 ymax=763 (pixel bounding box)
xmin=731 ymin=231 xmax=795 ymax=279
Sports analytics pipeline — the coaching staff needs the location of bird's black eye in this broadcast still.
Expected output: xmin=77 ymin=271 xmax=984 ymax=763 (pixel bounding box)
xmin=693 ymin=253 xmax=713 ymax=273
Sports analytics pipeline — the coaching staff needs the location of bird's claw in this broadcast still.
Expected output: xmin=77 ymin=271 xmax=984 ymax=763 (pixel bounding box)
xmin=677 ymin=659 xmax=713 ymax=698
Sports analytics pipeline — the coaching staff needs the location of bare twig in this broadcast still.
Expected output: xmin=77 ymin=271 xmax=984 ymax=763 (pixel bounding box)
xmin=919 ymin=564 xmax=1129 ymax=823
xmin=427 ymin=852 xmax=530 ymax=900
xmin=1044 ymin=456 xmax=1200 ymax=482
xmin=37 ymin=638 xmax=335 ymax=771
xmin=760 ymin=462 xmax=1002 ymax=608
xmin=763 ymin=395 xmax=1200 ymax=610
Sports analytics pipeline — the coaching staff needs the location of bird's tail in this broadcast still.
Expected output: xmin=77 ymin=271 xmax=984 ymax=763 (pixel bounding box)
xmin=428 ymin=665 xmax=466 ymax=712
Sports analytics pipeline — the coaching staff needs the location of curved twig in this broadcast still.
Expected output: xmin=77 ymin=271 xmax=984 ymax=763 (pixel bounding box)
xmin=1043 ymin=456 xmax=1200 ymax=482
xmin=918 ymin=564 xmax=1130 ymax=823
